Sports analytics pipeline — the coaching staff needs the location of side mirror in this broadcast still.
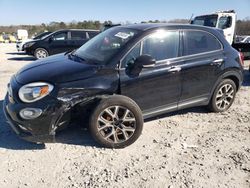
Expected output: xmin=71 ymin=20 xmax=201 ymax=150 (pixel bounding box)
xmin=48 ymin=37 xmax=53 ymax=43
xmin=134 ymin=54 xmax=156 ymax=68
xmin=126 ymin=55 xmax=156 ymax=77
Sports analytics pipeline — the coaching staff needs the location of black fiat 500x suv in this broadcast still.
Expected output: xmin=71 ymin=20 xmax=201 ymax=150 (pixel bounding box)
xmin=4 ymin=24 xmax=244 ymax=148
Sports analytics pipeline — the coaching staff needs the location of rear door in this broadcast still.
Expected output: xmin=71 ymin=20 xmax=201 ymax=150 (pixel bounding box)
xmin=120 ymin=30 xmax=182 ymax=117
xmin=69 ymin=31 xmax=88 ymax=50
xmin=178 ymin=30 xmax=225 ymax=109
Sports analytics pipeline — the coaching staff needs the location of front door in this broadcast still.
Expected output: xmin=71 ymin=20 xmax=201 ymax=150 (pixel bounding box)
xmin=49 ymin=31 xmax=69 ymax=54
xmin=119 ymin=30 xmax=182 ymax=118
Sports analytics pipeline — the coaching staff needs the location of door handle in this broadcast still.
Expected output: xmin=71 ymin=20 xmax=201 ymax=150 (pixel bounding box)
xmin=168 ymin=66 xmax=181 ymax=72
xmin=211 ymin=58 xmax=224 ymax=66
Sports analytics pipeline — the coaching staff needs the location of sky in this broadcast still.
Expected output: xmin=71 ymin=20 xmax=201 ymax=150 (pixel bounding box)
xmin=0 ymin=0 xmax=249 ymax=26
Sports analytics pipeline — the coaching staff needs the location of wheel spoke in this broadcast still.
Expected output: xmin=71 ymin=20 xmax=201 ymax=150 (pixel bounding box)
xmin=98 ymin=116 xmax=111 ymax=124
xmin=121 ymin=129 xmax=129 ymax=140
xmin=114 ymin=106 xmax=119 ymax=118
xmin=98 ymin=124 xmax=113 ymax=131
xmin=224 ymin=100 xmax=230 ymax=106
xmin=227 ymin=90 xmax=234 ymax=98
xmin=123 ymin=117 xmax=136 ymax=122
xmin=122 ymin=125 xmax=135 ymax=133
xmin=122 ymin=109 xmax=129 ymax=120
xmin=113 ymin=132 xmax=119 ymax=143
xmin=216 ymin=98 xmax=223 ymax=105
xmin=105 ymin=108 xmax=115 ymax=118
xmin=104 ymin=131 xmax=115 ymax=140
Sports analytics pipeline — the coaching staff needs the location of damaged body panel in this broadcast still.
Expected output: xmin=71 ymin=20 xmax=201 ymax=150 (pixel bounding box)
xmin=4 ymin=53 xmax=119 ymax=143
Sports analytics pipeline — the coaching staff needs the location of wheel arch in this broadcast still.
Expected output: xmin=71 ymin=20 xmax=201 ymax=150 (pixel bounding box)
xmin=209 ymin=69 xmax=243 ymax=101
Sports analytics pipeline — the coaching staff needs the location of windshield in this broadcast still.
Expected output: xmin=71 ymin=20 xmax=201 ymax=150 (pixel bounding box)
xmin=73 ymin=27 xmax=139 ymax=64
xmin=192 ymin=15 xmax=218 ymax=27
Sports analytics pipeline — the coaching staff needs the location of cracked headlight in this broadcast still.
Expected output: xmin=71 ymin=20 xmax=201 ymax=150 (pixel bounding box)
xmin=18 ymin=82 xmax=54 ymax=103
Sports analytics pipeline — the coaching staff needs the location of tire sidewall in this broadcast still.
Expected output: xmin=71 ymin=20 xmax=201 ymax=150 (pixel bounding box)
xmin=34 ymin=48 xmax=48 ymax=59
xmin=89 ymin=95 xmax=144 ymax=148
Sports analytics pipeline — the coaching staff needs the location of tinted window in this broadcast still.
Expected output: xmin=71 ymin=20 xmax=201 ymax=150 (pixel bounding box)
xmin=122 ymin=43 xmax=141 ymax=67
xmin=183 ymin=30 xmax=221 ymax=56
xmin=53 ymin=32 xmax=67 ymax=40
xmin=192 ymin=15 xmax=218 ymax=27
xmin=142 ymin=30 xmax=179 ymax=61
xmin=218 ymin=16 xmax=232 ymax=29
xmin=71 ymin=31 xmax=86 ymax=40
xmin=87 ymin=31 xmax=99 ymax=38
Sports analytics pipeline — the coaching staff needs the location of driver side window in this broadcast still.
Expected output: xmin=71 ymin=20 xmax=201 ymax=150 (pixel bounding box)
xmin=122 ymin=43 xmax=141 ymax=67
xmin=53 ymin=32 xmax=67 ymax=41
xmin=122 ymin=30 xmax=179 ymax=67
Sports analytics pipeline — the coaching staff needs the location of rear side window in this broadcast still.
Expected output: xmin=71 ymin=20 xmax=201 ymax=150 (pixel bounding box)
xmin=183 ymin=30 xmax=222 ymax=56
xmin=71 ymin=31 xmax=86 ymax=40
xmin=142 ymin=30 xmax=179 ymax=61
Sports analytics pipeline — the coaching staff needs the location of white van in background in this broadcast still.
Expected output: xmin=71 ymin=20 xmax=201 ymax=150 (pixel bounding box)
xmin=17 ymin=29 xmax=28 ymax=40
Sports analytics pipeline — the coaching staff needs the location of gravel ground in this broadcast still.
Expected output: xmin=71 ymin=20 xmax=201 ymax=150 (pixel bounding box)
xmin=0 ymin=43 xmax=249 ymax=188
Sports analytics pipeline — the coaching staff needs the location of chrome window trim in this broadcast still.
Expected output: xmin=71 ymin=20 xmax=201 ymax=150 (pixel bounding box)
xmin=119 ymin=28 xmax=224 ymax=70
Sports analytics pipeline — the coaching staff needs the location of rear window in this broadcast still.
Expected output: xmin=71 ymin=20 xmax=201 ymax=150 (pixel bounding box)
xmin=71 ymin=31 xmax=86 ymax=40
xmin=183 ymin=30 xmax=222 ymax=56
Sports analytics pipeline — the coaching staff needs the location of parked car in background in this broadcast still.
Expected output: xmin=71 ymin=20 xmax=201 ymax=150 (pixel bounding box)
xmin=23 ymin=29 xmax=99 ymax=59
xmin=241 ymin=36 xmax=250 ymax=43
xmin=4 ymin=24 xmax=244 ymax=148
xmin=16 ymin=31 xmax=52 ymax=51
xmin=0 ymin=35 xmax=6 ymax=43
xmin=9 ymin=34 xmax=17 ymax=43
xmin=0 ymin=34 xmax=10 ymax=43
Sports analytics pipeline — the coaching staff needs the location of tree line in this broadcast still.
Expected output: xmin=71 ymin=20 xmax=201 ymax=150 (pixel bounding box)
xmin=1 ymin=19 xmax=250 ymax=37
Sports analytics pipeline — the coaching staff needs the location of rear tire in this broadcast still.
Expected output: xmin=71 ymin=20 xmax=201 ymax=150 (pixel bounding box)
xmin=34 ymin=48 xmax=49 ymax=59
xmin=209 ymin=79 xmax=236 ymax=112
xmin=89 ymin=95 xmax=143 ymax=148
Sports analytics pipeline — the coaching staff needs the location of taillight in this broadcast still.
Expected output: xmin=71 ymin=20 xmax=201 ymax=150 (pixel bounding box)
xmin=239 ymin=52 xmax=244 ymax=66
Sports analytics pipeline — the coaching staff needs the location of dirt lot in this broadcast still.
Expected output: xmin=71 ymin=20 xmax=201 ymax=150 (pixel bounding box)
xmin=0 ymin=43 xmax=249 ymax=188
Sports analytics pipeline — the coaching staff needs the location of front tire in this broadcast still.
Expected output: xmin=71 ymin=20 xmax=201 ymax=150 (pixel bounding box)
xmin=34 ymin=48 xmax=49 ymax=59
xmin=89 ymin=95 xmax=143 ymax=148
xmin=209 ymin=79 xmax=237 ymax=112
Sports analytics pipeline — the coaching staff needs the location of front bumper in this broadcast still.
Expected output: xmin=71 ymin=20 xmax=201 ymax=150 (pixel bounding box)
xmin=24 ymin=47 xmax=34 ymax=55
xmin=3 ymin=84 xmax=71 ymax=143
xmin=3 ymin=100 xmax=55 ymax=143
xmin=3 ymin=95 xmax=60 ymax=143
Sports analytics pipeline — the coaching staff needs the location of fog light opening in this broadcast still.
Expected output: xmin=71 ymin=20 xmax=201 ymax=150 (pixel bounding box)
xmin=19 ymin=108 xmax=42 ymax=120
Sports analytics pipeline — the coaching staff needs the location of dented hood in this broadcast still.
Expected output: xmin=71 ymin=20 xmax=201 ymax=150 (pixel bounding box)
xmin=15 ymin=53 xmax=97 ymax=84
